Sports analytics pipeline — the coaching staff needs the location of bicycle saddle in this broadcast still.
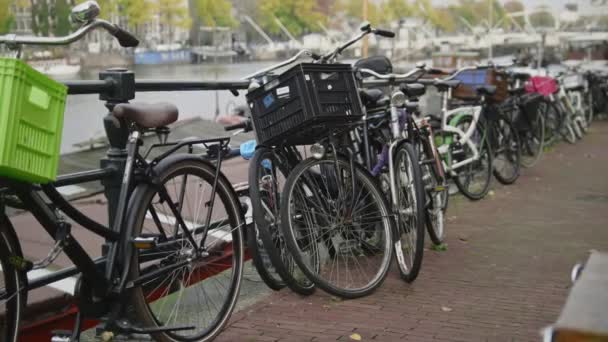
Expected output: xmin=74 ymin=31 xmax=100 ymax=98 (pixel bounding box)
xmin=359 ymin=88 xmax=389 ymax=107
xmin=433 ymin=79 xmax=461 ymax=91
xmin=476 ymin=85 xmax=497 ymax=96
xmin=510 ymin=72 xmax=530 ymax=81
xmin=113 ymin=102 xmax=179 ymax=128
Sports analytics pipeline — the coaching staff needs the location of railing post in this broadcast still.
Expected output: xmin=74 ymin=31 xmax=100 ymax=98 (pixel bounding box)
xmin=98 ymin=68 xmax=135 ymax=242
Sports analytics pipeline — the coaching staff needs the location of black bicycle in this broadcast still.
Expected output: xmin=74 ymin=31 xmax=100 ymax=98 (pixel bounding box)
xmin=0 ymin=3 xmax=247 ymax=342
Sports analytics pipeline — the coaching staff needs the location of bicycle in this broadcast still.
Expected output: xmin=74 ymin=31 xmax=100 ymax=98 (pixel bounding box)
xmin=244 ymin=23 xmax=399 ymax=299
xmin=423 ymin=66 xmax=494 ymax=200
xmin=0 ymin=3 xmax=247 ymax=341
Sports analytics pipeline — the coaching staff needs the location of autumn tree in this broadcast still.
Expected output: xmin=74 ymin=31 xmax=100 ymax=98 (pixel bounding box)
xmin=259 ymin=0 xmax=324 ymax=37
xmin=194 ymin=0 xmax=236 ymax=27
xmin=340 ymin=0 xmax=380 ymax=24
xmin=529 ymin=9 xmax=555 ymax=29
xmin=0 ymin=0 xmax=13 ymax=34
xmin=52 ymin=0 xmax=72 ymax=36
xmin=116 ymin=0 xmax=152 ymax=36
xmin=504 ymin=0 xmax=525 ymax=29
xmin=381 ymin=0 xmax=415 ymax=23
xmin=157 ymin=0 xmax=191 ymax=44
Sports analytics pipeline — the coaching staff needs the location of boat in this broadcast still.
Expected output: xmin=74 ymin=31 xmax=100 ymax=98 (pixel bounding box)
xmin=134 ymin=44 xmax=192 ymax=65
xmin=29 ymin=58 xmax=81 ymax=77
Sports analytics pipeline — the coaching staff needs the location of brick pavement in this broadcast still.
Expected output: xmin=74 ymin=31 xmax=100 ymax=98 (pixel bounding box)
xmin=216 ymin=122 xmax=608 ymax=342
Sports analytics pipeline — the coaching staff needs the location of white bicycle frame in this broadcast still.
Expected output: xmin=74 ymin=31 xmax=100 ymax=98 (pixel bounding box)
xmin=435 ymin=88 xmax=484 ymax=176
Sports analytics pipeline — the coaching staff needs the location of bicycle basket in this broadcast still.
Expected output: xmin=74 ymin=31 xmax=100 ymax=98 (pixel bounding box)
xmin=562 ymin=74 xmax=585 ymax=90
xmin=0 ymin=58 xmax=67 ymax=183
xmin=452 ymin=68 xmax=508 ymax=102
xmin=247 ymin=63 xmax=364 ymax=146
xmin=525 ymin=76 xmax=557 ymax=97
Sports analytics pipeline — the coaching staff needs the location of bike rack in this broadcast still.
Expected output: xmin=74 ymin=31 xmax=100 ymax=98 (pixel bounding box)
xmin=17 ymin=68 xmax=250 ymax=340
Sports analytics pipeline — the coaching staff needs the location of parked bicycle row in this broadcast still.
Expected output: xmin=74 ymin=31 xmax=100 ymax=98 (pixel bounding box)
xmin=0 ymin=2 xmax=607 ymax=342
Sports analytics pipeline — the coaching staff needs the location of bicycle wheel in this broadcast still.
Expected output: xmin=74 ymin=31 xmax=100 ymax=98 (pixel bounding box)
xmin=0 ymin=217 xmax=24 ymax=342
xmin=393 ymin=142 xmax=425 ymax=282
xmin=520 ymin=109 xmax=545 ymax=168
xmin=491 ymin=114 xmax=521 ymax=185
xmin=539 ymin=99 xmax=560 ymax=145
xmin=249 ymin=147 xmax=315 ymax=296
xmin=453 ymin=117 xmax=493 ymax=200
xmin=280 ymin=156 xmax=393 ymax=299
xmin=585 ymin=91 xmax=594 ymax=125
xmin=420 ymin=142 xmax=448 ymax=245
xmin=561 ymin=119 xmax=577 ymax=144
xmin=127 ymin=156 xmax=244 ymax=342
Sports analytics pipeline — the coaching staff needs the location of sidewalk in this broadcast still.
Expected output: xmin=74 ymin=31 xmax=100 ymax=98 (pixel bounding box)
xmin=216 ymin=122 xmax=608 ymax=342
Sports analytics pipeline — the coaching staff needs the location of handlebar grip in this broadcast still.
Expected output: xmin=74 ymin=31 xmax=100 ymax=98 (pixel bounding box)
xmin=310 ymin=52 xmax=322 ymax=60
xmin=427 ymin=68 xmax=444 ymax=75
xmin=112 ymin=25 xmax=139 ymax=48
xmin=224 ymin=120 xmax=252 ymax=132
xmin=374 ymin=29 xmax=395 ymax=38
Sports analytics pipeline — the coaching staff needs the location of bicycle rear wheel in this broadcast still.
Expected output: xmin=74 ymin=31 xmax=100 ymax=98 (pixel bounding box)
xmin=249 ymin=147 xmax=315 ymax=296
xmin=453 ymin=117 xmax=493 ymax=200
xmin=420 ymin=143 xmax=448 ymax=246
xmin=127 ymin=156 xmax=244 ymax=342
xmin=0 ymin=217 xmax=24 ymax=342
xmin=393 ymin=142 xmax=425 ymax=282
xmin=491 ymin=114 xmax=521 ymax=185
xmin=280 ymin=156 xmax=393 ymax=299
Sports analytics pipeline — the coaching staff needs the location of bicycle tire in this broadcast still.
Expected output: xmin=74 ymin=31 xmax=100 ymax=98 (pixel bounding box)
xmin=520 ymin=109 xmax=545 ymax=168
xmin=248 ymin=147 xmax=315 ymax=296
xmin=126 ymin=156 xmax=244 ymax=342
xmin=0 ymin=216 xmax=24 ymax=342
xmin=491 ymin=114 xmax=521 ymax=185
xmin=280 ymin=155 xmax=393 ymax=299
xmin=420 ymin=141 xmax=448 ymax=246
xmin=393 ymin=142 xmax=425 ymax=282
xmin=540 ymin=99 xmax=561 ymax=145
xmin=452 ymin=117 xmax=493 ymax=200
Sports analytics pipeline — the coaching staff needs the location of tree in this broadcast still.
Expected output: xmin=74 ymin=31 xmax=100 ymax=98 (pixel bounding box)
xmin=157 ymin=0 xmax=191 ymax=44
xmin=0 ymin=0 xmax=13 ymax=34
xmin=32 ymin=0 xmax=50 ymax=36
xmin=504 ymin=1 xmax=525 ymax=29
xmin=381 ymin=0 xmax=415 ymax=24
xmin=117 ymin=0 xmax=152 ymax=35
xmin=259 ymin=0 xmax=324 ymax=37
xmin=340 ymin=0 xmax=381 ymax=24
xmin=53 ymin=0 xmax=72 ymax=36
xmin=194 ymin=0 xmax=236 ymax=27
xmin=529 ymin=10 xmax=555 ymax=29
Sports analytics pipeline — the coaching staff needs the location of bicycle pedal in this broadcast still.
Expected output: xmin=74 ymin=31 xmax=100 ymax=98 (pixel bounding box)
xmin=132 ymin=236 xmax=157 ymax=249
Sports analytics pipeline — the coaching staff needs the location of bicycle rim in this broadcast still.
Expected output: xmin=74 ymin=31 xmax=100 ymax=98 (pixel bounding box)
xmin=453 ymin=118 xmax=493 ymax=200
xmin=128 ymin=159 xmax=244 ymax=342
xmin=520 ymin=113 xmax=544 ymax=168
xmin=281 ymin=156 xmax=393 ymax=298
xmin=0 ymin=222 xmax=23 ymax=342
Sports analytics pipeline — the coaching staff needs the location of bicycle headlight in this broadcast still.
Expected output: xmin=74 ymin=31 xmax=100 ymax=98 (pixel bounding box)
xmin=391 ymin=91 xmax=406 ymax=108
xmin=311 ymin=143 xmax=326 ymax=159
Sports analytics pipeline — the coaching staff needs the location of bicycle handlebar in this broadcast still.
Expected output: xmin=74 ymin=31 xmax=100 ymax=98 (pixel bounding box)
xmin=244 ymin=24 xmax=395 ymax=80
xmin=357 ymin=67 xmax=423 ymax=82
xmin=0 ymin=19 xmax=138 ymax=48
xmin=224 ymin=119 xmax=252 ymax=132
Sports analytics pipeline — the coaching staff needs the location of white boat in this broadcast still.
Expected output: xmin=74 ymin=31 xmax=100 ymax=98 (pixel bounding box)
xmin=30 ymin=58 xmax=81 ymax=77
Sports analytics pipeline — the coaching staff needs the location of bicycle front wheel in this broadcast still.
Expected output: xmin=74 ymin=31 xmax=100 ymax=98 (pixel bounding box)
xmin=126 ymin=157 xmax=244 ymax=342
xmin=393 ymin=142 xmax=425 ymax=282
xmin=280 ymin=156 xmax=393 ymax=299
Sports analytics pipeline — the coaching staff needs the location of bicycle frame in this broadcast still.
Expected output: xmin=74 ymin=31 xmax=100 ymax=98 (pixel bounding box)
xmin=436 ymin=90 xmax=484 ymax=175
xmin=0 ymin=132 xmax=231 ymax=301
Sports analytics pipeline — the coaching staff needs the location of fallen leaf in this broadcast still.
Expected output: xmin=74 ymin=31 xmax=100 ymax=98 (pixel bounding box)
xmin=441 ymin=306 xmax=453 ymax=312
xmin=350 ymin=333 xmax=362 ymax=341
xmin=458 ymin=235 xmax=468 ymax=242
xmin=431 ymin=243 xmax=448 ymax=252
xmin=488 ymin=190 xmax=495 ymax=196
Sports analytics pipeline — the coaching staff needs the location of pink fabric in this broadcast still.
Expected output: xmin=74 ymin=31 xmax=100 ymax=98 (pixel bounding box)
xmin=525 ymin=76 xmax=558 ymax=97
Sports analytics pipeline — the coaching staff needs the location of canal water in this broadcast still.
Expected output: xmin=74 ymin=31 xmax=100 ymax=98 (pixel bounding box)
xmin=60 ymin=62 xmax=276 ymax=154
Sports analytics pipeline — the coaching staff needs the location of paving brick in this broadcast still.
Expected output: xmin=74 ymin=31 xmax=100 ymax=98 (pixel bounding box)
xmin=218 ymin=123 xmax=608 ymax=341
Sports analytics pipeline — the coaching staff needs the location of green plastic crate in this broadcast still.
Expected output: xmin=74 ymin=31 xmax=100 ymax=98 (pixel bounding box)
xmin=0 ymin=58 xmax=67 ymax=183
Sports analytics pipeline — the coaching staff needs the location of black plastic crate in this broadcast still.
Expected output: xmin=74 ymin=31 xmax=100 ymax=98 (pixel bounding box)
xmin=246 ymin=63 xmax=364 ymax=146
